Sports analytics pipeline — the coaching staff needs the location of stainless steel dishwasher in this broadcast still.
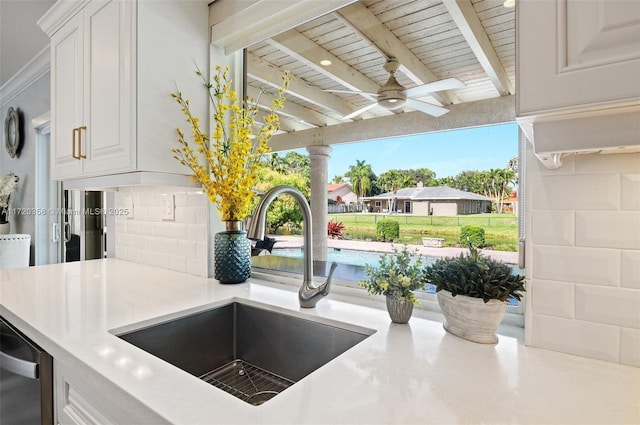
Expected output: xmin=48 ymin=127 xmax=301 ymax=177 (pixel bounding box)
xmin=0 ymin=316 xmax=53 ymax=425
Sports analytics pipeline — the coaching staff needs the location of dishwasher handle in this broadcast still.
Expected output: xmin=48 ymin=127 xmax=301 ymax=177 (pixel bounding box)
xmin=0 ymin=344 xmax=39 ymax=380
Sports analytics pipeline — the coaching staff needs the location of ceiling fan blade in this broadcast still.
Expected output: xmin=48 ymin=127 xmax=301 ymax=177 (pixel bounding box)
xmin=343 ymin=103 xmax=378 ymax=120
xmin=325 ymin=89 xmax=379 ymax=96
xmin=405 ymin=98 xmax=450 ymax=117
xmin=404 ymin=78 xmax=466 ymax=98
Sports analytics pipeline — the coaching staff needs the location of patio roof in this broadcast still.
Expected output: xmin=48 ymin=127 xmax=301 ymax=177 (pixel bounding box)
xmin=226 ymin=0 xmax=517 ymax=151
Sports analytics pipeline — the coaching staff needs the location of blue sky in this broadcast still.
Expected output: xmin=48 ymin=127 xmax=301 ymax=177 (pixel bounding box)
xmin=325 ymin=122 xmax=519 ymax=180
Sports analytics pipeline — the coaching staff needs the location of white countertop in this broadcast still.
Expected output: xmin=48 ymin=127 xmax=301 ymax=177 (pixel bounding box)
xmin=1 ymin=259 xmax=638 ymax=424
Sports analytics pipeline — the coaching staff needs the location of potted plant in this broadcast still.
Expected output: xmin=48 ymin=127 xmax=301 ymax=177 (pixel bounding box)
xmin=424 ymin=247 xmax=525 ymax=343
xmin=171 ymin=65 xmax=290 ymax=283
xmin=359 ymin=245 xmax=426 ymax=324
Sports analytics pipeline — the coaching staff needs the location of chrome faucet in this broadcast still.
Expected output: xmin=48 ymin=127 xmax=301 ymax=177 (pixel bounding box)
xmin=247 ymin=185 xmax=337 ymax=308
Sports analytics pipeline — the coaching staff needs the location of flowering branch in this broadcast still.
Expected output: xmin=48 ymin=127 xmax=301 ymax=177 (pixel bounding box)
xmin=172 ymin=66 xmax=291 ymax=221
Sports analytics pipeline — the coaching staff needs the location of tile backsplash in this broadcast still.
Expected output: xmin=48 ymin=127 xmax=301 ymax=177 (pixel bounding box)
xmin=114 ymin=186 xmax=209 ymax=277
xmin=526 ymin=149 xmax=640 ymax=367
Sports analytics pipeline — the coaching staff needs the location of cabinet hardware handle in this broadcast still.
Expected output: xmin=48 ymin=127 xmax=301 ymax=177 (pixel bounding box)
xmin=72 ymin=127 xmax=80 ymax=159
xmin=77 ymin=126 xmax=87 ymax=159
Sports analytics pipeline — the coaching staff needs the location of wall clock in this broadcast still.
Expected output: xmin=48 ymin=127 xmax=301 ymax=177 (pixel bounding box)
xmin=4 ymin=106 xmax=21 ymax=158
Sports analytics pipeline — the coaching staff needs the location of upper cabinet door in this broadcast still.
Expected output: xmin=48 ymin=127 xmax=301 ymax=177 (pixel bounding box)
xmin=50 ymin=11 xmax=84 ymax=179
xmin=82 ymin=0 xmax=135 ymax=175
xmin=517 ymin=0 xmax=640 ymax=116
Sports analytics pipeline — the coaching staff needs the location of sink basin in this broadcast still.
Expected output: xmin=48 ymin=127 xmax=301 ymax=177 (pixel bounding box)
xmin=116 ymin=301 xmax=374 ymax=405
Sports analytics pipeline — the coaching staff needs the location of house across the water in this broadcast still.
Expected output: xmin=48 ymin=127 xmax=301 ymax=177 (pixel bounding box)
xmin=362 ymin=183 xmax=492 ymax=216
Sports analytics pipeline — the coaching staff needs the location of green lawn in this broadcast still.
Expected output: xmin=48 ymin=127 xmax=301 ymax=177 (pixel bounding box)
xmin=328 ymin=213 xmax=519 ymax=251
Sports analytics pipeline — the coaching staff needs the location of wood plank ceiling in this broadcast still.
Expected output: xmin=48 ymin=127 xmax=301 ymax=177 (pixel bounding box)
xmin=244 ymin=0 xmax=515 ymax=139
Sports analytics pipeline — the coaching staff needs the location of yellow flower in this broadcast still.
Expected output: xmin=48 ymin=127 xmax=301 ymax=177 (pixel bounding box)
xmin=172 ymin=66 xmax=291 ymax=221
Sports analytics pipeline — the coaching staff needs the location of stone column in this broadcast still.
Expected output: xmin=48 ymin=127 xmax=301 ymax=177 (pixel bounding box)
xmin=307 ymin=145 xmax=331 ymax=262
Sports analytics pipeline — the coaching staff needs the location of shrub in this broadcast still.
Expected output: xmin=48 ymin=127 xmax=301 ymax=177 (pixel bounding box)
xmin=424 ymin=247 xmax=525 ymax=303
xmin=376 ymin=219 xmax=399 ymax=242
xmin=459 ymin=225 xmax=485 ymax=248
xmin=327 ymin=220 xmax=345 ymax=239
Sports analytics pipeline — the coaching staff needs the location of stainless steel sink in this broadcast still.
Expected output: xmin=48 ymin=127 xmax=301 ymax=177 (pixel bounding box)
xmin=116 ymin=301 xmax=374 ymax=405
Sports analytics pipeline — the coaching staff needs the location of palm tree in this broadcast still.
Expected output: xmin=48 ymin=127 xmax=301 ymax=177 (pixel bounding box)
xmin=346 ymin=160 xmax=375 ymax=206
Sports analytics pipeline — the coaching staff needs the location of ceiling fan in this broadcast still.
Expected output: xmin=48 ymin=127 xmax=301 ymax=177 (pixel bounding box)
xmin=327 ymin=58 xmax=465 ymax=120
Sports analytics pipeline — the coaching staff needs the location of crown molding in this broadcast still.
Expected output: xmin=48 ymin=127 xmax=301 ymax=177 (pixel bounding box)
xmin=0 ymin=47 xmax=50 ymax=108
xmin=37 ymin=0 xmax=90 ymax=37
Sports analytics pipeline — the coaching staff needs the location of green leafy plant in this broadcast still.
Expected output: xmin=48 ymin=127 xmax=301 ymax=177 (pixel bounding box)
xmin=424 ymin=247 xmax=525 ymax=303
xmin=359 ymin=245 xmax=426 ymax=305
xmin=376 ymin=219 xmax=399 ymax=242
xmin=459 ymin=224 xmax=485 ymax=248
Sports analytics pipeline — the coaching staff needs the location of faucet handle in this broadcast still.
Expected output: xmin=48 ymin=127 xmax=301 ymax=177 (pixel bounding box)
xmin=320 ymin=262 xmax=338 ymax=295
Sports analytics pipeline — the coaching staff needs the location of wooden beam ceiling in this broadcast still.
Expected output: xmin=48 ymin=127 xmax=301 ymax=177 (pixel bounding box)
xmin=442 ymin=0 xmax=514 ymax=96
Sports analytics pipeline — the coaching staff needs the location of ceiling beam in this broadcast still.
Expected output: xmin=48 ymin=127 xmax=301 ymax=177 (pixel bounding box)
xmin=442 ymin=0 xmax=513 ymax=96
xmin=247 ymin=53 xmax=373 ymax=119
xmin=268 ymin=95 xmax=515 ymax=152
xmin=246 ymin=86 xmax=341 ymax=127
xmin=267 ymin=29 xmax=381 ymax=101
xmin=335 ymin=2 xmax=459 ymax=106
xmin=209 ymin=0 xmax=358 ymax=54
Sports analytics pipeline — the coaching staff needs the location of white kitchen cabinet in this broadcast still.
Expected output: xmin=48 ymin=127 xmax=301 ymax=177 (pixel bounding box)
xmin=517 ymin=0 xmax=640 ymax=116
xmin=516 ymin=0 xmax=640 ymax=169
xmin=41 ymin=0 xmax=208 ymax=181
xmin=54 ymin=359 xmax=168 ymax=425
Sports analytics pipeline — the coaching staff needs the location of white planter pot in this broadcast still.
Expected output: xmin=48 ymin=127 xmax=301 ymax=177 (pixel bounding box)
xmin=0 ymin=222 xmax=10 ymax=235
xmin=437 ymin=290 xmax=507 ymax=344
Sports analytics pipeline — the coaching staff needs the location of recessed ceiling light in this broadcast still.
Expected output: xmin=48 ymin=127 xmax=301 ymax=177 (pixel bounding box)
xmin=503 ymin=0 xmax=515 ymax=7
xmin=388 ymin=99 xmax=398 ymax=103
xmin=320 ymin=59 xmax=332 ymax=66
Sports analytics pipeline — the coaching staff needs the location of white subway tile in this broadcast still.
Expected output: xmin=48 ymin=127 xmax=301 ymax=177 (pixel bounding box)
xmin=178 ymin=240 xmax=197 ymax=258
xmin=621 ymin=251 xmax=640 ymax=289
xmin=531 ymin=174 xmax=620 ymax=210
xmin=532 ymin=245 xmax=620 ymax=286
xmin=140 ymin=251 xmax=169 ymax=270
xmin=127 ymin=248 xmax=142 ymax=263
xmin=154 ymin=223 xmax=187 ymax=239
xmin=168 ymin=255 xmax=187 ymax=273
xmin=132 ymin=206 xmax=146 ymax=221
xmin=187 ymin=224 xmax=207 ymax=242
xmin=154 ymin=238 xmax=179 ymax=255
xmin=531 ymin=211 xmax=574 ymax=246
xmin=575 ymin=285 xmax=640 ymax=328
xmin=136 ymin=192 xmax=155 ymax=207
xmin=531 ymin=314 xmax=620 ymax=362
xmin=575 ymin=211 xmax=640 ymax=250
xmin=146 ymin=206 xmax=163 ymax=222
xmin=621 ymin=174 xmax=640 ymax=210
xmin=121 ymin=234 xmax=133 ymax=248
xmin=126 ymin=222 xmax=140 ymax=235
xmin=187 ymin=192 xmax=207 ymax=208
xmin=196 ymin=207 xmax=208 ymax=225
xmin=187 ymin=257 xmax=207 ymax=277
xmin=175 ymin=207 xmax=197 ymax=224
xmin=173 ymin=193 xmax=187 ymax=207
xmin=132 ymin=235 xmax=147 ymax=250
xmin=139 ymin=223 xmax=154 ymax=236
xmin=620 ymin=328 xmax=640 ymax=367
xmin=531 ymin=279 xmax=574 ymax=318
xmin=196 ymin=242 xmax=207 ymax=260
xmin=574 ymin=152 xmax=640 ymax=174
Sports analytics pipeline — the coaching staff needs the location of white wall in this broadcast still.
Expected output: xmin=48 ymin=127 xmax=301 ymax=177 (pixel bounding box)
xmin=114 ymin=186 xmax=211 ymax=277
xmin=525 ymin=147 xmax=640 ymax=366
